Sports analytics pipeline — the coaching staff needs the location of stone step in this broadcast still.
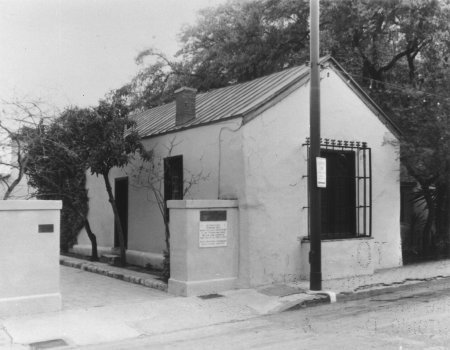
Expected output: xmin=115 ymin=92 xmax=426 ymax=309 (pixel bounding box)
xmin=101 ymin=254 xmax=121 ymax=266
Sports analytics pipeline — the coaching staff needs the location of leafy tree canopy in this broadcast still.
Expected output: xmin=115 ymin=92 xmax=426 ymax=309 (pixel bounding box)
xmin=22 ymin=109 xmax=98 ymax=254
xmin=115 ymin=0 xmax=450 ymax=113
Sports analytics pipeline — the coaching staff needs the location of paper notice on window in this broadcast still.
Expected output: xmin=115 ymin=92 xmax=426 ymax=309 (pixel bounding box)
xmin=316 ymin=157 xmax=327 ymax=188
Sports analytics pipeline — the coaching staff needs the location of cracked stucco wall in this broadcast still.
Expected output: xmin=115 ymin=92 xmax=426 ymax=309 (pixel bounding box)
xmin=78 ymin=119 xmax=244 ymax=266
xmin=240 ymin=68 xmax=401 ymax=286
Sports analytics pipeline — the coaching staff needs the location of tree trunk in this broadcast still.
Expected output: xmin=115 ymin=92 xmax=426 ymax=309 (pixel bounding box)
xmin=407 ymin=54 xmax=416 ymax=86
xmin=438 ymin=181 xmax=450 ymax=256
xmin=84 ymin=219 xmax=99 ymax=261
xmin=362 ymin=59 xmax=384 ymax=89
xmin=102 ymin=172 xmax=127 ymax=266
xmin=422 ymin=187 xmax=435 ymax=257
xmin=447 ymin=183 xmax=450 ymax=256
xmin=63 ymin=200 xmax=99 ymax=262
xmin=163 ymin=201 xmax=170 ymax=253
xmin=2 ymin=171 xmax=23 ymax=200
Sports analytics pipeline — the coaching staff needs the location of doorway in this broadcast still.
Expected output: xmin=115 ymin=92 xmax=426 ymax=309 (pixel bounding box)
xmin=114 ymin=177 xmax=128 ymax=249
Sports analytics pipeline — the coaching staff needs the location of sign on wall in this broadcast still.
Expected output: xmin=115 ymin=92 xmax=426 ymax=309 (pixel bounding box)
xmin=316 ymin=157 xmax=327 ymax=188
xmin=199 ymin=210 xmax=227 ymax=248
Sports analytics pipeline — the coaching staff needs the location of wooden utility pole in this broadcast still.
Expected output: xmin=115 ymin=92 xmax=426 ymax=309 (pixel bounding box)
xmin=309 ymin=0 xmax=322 ymax=291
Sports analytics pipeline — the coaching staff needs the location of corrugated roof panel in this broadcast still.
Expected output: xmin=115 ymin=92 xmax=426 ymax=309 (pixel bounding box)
xmin=132 ymin=64 xmax=310 ymax=138
xmin=130 ymin=56 xmax=402 ymax=139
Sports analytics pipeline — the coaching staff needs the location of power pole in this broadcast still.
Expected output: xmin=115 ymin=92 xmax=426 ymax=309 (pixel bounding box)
xmin=309 ymin=0 xmax=322 ymax=291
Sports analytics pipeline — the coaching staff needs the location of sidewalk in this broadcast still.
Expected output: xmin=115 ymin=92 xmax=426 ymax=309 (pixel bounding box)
xmin=1 ymin=257 xmax=450 ymax=349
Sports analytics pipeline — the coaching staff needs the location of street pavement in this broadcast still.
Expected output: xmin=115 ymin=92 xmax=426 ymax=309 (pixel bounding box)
xmin=1 ymin=258 xmax=450 ymax=349
xmin=75 ymin=277 xmax=450 ymax=349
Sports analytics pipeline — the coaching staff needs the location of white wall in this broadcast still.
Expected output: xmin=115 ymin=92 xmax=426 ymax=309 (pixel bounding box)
xmin=78 ymin=118 xmax=244 ymax=263
xmin=0 ymin=200 xmax=62 ymax=316
xmin=240 ymin=68 xmax=401 ymax=285
xmin=321 ymin=69 xmax=401 ymax=270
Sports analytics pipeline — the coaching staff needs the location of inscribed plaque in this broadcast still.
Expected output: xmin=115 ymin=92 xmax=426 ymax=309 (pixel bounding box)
xmin=199 ymin=221 xmax=228 ymax=248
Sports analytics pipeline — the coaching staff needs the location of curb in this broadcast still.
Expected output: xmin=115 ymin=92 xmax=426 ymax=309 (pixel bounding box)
xmin=284 ymin=294 xmax=331 ymax=312
xmin=59 ymin=258 xmax=168 ymax=292
xmin=336 ymin=276 xmax=450 ymax=302
xmin=284 ymin=276 xmax=450 ymax=312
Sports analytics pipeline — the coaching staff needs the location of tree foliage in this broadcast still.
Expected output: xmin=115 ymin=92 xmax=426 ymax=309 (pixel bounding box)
xmin=322 ymin=0 xmax=446 ymax=85
xmin=115 ymin=0 xmax=448 ymax=109
xmin=0 ymin=100 xmax=53 ymax=200
xmin=23 ymin=109 xmax=99 ymax=258
xmin=114 ymin=0 xmax=312 ymax=111
xmin=177 ymin=0 xmax=311 ymax=89
xmin=60 ymin=99 xmax=144 ymax=266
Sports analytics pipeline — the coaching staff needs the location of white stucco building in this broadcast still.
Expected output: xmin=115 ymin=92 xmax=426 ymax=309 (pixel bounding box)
xmin=75 ymin=56 xmax=402 ymax=288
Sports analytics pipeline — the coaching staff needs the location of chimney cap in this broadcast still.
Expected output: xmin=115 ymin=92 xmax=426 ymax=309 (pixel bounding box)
xmin=174 ymin=86 xmax=197 ymax=94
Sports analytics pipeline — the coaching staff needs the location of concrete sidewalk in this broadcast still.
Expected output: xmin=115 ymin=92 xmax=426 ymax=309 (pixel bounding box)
xmin=1 ymin=258 xmax=450 ymax=349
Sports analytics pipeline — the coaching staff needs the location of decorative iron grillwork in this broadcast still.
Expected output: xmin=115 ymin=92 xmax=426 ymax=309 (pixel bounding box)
xmin=303 ymin=138 xmax=372 ymax=239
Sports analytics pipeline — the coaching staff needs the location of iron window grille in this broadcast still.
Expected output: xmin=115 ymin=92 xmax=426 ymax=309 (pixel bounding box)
xmin=303 ymin=138 xmax=372 ymax=239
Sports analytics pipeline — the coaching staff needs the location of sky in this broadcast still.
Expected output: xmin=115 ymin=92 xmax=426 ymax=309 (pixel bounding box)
xmin=0 ymin=0 xmax=226 ymax=111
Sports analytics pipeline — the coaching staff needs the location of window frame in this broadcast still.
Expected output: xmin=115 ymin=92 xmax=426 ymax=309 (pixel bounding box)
xmin=304 ymin=138 xmax=372 ymax=240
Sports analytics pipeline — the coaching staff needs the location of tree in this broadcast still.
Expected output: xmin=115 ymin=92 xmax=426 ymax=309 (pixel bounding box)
xmin=0 ymin=122 xmax=30 ymax=200
xmin=114 ymin=0 xmax=311 ymax=112
xmin=23 ymin=109 xmax=100 ymax=259
xmin=0 ymin=99 xmax=55 ymax=200
xmin=177 ymin=0 xmax=311 ymax=89
xmin=322 ymin=0 xmax=446 ymax=87
xmin=0 ymin=100 xmax=100 ymax=258
xmin=64 ymin=99 xmax=144 ymax=266
xmin=373 ymin=71 xmax=450 ymax=257
xmin=117 ymin=0 xmax=446 ymax=110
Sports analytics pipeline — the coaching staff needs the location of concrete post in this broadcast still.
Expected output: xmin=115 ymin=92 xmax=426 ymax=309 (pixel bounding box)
xmin=167 ymin=200 xmax=239 ymax=296
xmin=0 ymin=200 xmax=62 ymax=316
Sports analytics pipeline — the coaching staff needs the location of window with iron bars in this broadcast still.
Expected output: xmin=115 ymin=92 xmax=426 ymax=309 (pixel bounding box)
xmin=304 ymin=138 xmax=372 ymax=239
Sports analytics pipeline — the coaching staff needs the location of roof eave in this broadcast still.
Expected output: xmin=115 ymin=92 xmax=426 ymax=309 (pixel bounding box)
xmin=242 ymin=70 xmax=311 ymax=124
xmin=139 ymin=114 xmax=244 ymax=140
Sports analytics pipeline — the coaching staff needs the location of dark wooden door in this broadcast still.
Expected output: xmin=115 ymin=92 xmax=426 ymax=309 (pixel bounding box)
xmin=114 ymin=177 xmax=128 ymax=248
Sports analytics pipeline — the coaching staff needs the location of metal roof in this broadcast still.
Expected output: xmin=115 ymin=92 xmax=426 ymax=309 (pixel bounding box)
xmin=132 ymin=64 xmax=310 ymax=138
xmin=131 ymin=56 xmax=401 ymax=139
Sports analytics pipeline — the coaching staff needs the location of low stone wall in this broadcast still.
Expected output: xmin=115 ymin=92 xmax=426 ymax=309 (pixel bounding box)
xmin=300 ymin=237 xmax=374 ymax=280
xmin=167 ymin=200 xmax=239 ymax=296
xmin=0 ymin=200 xmax=62 ymax=316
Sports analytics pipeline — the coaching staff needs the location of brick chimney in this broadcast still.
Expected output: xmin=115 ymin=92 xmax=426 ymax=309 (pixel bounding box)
xmin=174 ymin=87 xmax=197 ymax=126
